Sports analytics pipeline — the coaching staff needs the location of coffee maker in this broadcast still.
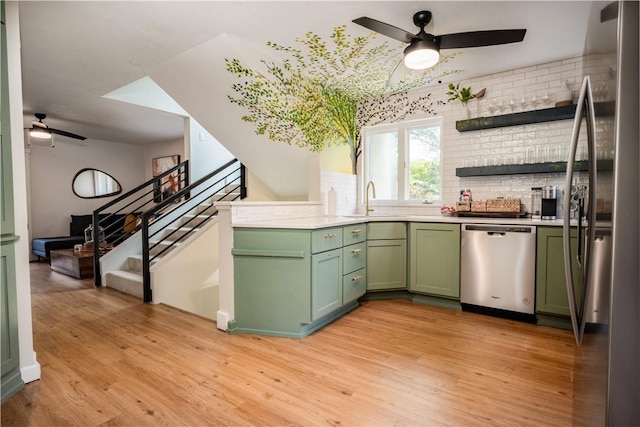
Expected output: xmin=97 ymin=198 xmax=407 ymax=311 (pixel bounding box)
xmin=541 ymin=185 xmax=558 ymax=220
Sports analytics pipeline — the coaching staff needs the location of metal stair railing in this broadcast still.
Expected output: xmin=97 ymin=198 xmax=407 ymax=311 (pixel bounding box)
xmin=139 ymin=159 xmax=245 ymax=302
xmin=91 ymin=161 xmax=190 ymax=286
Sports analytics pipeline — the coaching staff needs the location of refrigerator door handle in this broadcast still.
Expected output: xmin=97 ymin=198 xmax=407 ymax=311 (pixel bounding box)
xmin=563 ymin=75 xmax=597 ymax=346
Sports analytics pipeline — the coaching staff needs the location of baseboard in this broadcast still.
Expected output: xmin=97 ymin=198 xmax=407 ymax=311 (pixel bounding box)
xmin=21 ymin=361 xmax=42 ymax=383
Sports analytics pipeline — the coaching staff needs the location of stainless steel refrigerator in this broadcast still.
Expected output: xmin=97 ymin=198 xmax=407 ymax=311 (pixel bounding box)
xmin=562 ymin=1 xmax=639 ymax=425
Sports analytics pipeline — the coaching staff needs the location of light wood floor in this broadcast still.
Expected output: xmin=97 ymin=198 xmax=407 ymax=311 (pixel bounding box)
xmin=2 ymin=262 xmax=606 ymax=426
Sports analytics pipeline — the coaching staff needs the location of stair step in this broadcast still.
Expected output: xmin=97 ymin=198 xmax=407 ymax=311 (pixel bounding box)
xmin=148 ymin=240 xmax=180 ymax=257
xmin=194 ymin=203 xmax=215 ymax=215
xmin=211 ymin=192 xmax=240 ymax=202
xmin=162 ymin=226 xmax=198 ymax=241
xmin=127 ymin=254 xmax=160 ymax=272
xmin=180 ymin=214 xmax=210 ymax=227
xmin=104 ymin=269 xmax=143 ymax=298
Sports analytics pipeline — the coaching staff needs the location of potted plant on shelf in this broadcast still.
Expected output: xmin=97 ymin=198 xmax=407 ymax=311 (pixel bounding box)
xmin=447 ymin=83 xmax=480 ymax=119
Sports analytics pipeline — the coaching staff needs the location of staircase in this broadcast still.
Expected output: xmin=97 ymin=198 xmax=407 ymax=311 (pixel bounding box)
xmin=92 ymin=159 xmax=246 ymax=307
xmin=103 ymin=194 xmax=231 ymax=299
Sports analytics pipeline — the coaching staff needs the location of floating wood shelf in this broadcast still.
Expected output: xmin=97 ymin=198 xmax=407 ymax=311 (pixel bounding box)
xmin=455 ymin=159 xmax=614 ymax=177
xmin=455 ymin=101 xmax=615 ymax=132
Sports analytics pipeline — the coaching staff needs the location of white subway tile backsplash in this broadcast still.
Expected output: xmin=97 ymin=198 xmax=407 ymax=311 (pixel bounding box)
xmin=426 ymin=54 xmax=605 ymax=208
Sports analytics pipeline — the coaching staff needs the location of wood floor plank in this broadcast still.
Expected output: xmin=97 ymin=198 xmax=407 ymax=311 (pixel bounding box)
xmin=1 ymin=262 xmax=606 ymax=426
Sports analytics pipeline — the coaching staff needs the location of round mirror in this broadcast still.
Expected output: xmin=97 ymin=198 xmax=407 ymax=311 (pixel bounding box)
xmin=72 ymin=168 xmax=122 ymax=199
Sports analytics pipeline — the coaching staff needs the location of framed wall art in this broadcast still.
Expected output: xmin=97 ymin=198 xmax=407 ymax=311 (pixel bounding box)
xmin=152 ymin=155 xmax=180 ymax=202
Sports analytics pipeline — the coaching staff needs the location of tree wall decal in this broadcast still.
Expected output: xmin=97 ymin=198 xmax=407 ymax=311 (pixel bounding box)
xmin=226 ymin=25 xmax=459 ymax=174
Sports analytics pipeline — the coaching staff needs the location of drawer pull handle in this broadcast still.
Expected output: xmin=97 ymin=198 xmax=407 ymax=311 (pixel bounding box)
xmin=351 ymin=248 xmax=362 ymax=254
xmin=351 ymin=275 xmax=362 ymax=281
xmin=325 ymin=233 xmax=336 ymax=239
xmin=351 ymin=229 xmax=362 ymax=234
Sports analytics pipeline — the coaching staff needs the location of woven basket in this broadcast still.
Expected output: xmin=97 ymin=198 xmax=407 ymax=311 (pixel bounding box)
xmin=471 ymin=201 xmax=487 ymax=212
xmin=455 ymin=202 xmax=471 ymax=212
xmin=485 ymin=198 xmax=521 ymax=213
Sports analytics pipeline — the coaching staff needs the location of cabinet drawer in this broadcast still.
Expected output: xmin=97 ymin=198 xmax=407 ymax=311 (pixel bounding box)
xmin=343 ymin=223 xmax=366 ymax=245
xmin=343 ymin=268 xmax=366 ymax=304
xmin=311 ymin=227 xmax=343 ymax=253
xmin=343 ymin=242 xmax=366 ymax=274
xmin=367 ymin=222 xmax=407 ymax=240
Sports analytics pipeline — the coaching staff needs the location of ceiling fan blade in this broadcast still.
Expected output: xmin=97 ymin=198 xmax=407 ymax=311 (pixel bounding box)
xmin=49 ymin=127 xmax=87 ymax=140
xmin=386 ymin=59 xmax=408 ymax=89
xmin=352 ymin=17 xmax=415 ymax=43
xmin=438 ymin=29 xmax=526 ymax=49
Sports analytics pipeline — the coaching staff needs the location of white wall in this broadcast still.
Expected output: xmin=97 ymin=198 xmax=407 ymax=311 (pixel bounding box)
xmin=28 ymin=138 xmax=146 ymax=239
xmin=6 ymin=0 xmax=40 ymax=384
xmin=188 ymin=117 xmax=234 ymax=182
xmin=151 ymin=222 xmax=220 ymax=320
xmin=147 ymin=34 xmax=313 ymax=199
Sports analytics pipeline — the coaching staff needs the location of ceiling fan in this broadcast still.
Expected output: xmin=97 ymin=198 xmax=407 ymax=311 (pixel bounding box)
xmin=29 ymin=113 xmax=87 ymax=141
xmin=353 ymin=11 xmax=526 ymax=86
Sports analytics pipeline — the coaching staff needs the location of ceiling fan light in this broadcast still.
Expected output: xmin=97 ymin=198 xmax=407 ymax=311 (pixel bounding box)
xmin=30 ymin=128 xmax=52 ymax=139
xmin=404 ymin=39 xmax=440 ymax=70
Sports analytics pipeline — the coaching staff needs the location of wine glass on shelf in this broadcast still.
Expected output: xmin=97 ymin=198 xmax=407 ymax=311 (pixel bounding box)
xmin=486 ymin=100 xmax=496 ymax=115
xmin=519 ymin=96 xmax=529 ymax=112
xmin=530 ymin=94 xmax=540 ymax=110
xmin=541 ymin=92 xmax=551 ymax=107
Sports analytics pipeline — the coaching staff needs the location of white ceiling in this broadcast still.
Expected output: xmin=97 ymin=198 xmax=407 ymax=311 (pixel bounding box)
xmin=17 ymin=1 xmax=596 ymax=146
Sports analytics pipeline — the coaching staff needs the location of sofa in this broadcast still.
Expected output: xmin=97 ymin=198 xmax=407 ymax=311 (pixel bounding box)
xmin=32 ymin=213 xmax=135 ymax=260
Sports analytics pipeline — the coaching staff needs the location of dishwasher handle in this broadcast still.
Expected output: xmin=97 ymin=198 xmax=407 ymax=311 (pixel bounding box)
xmin=487 ymin=231 xmax=506 ymax=237
xmin=463 ymin=224 xmax=534 ymax=234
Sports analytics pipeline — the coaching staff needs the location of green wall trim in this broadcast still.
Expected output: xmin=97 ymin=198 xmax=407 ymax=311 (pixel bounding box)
xmin=411 ymin=294 xmax=462 ymax=310
xmin=536 ymin=313 xmax=572 ymax=330
xmin=228 ymin=301 xmax=359 ymax=338
xmin=362 ymin=290 xmax=413 ymax=301
xmin=0 ymin=234 xmax=19 ymax=244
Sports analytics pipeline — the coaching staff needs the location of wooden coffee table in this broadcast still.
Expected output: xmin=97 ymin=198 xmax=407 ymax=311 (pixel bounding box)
xmin=50 ymin=249 xmax=94 ymax=279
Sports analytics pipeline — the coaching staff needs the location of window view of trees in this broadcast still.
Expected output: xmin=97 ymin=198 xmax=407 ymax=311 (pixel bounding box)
xmin=364 ymin=117 xmax=442 ymax=203
xmin=409 ymin=126 xmax=441 ymax=201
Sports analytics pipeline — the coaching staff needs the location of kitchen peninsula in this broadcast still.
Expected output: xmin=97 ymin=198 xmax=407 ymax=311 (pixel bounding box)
xmin=217 ymin=201 xmax=574 ymax=338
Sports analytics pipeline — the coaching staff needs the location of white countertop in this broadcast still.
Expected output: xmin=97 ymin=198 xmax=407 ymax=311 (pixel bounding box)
xmin=232 ymin=214 xmax=569 ymax=229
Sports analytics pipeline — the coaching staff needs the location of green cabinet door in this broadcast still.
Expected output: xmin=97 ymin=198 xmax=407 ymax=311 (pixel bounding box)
xmin=536 ymin=226 xmax=582 ymax=316
xmin=311 ymin=248 xmax=343 ymax=320
xmin=409 ymin=223 xmax=460 ymax=298
xmin=233 ymin=228 xmax=313 ymax=335
xmin=366 ymin=222 xmax=407 ymax=291
xmin=367 ymin=239 xmax=407 ymax=290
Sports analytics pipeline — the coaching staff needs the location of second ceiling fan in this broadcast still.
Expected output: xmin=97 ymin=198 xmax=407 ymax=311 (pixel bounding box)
xmin=29 ymin=113 xmax=86 ymax=141
xmin=353 ymin=11 xmax=526 ymax=86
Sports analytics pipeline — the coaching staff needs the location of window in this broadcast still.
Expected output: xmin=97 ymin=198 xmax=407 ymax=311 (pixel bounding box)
xmin=363 ymin=117 xmax=442 ymax=203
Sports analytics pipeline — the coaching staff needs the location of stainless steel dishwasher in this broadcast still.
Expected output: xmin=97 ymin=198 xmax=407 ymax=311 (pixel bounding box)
xmin=460 ymin=224 xmax=536 ymax=318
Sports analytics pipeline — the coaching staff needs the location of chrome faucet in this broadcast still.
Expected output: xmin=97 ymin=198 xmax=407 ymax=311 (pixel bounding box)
xmin=365 ymin=181 xmax=376 ymax=216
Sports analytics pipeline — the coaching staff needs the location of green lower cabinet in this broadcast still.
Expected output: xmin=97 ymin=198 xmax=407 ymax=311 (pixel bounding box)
xmin=311 ymin=248 xmax=343 ymax=320
xmin=536 ymin=226 xmax=582 ymax=318
xmin=232 ymin=224 xmax=364 ymax=338
xmin=409 ymin=223 xmax=460 ymax=299
xmin=366 ymin=222 xmax=407 ymax=291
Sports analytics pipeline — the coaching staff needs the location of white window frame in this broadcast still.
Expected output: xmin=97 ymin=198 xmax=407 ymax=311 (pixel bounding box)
xmin=362 ymin=116 xmax=443 ymax=205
